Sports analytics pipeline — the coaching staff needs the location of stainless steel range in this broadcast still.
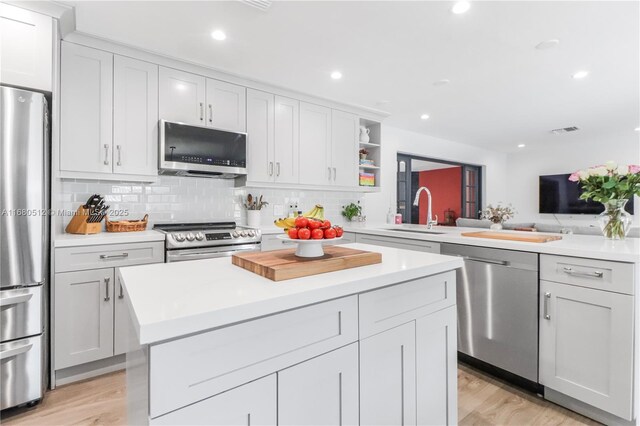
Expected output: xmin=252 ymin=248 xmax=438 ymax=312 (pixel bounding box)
xmin=154 ymin=222 xmax=261 ymax=263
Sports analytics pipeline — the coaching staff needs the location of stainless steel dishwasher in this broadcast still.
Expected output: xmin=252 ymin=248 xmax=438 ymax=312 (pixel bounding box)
xmin=441 ymin=244 xmax=539 ymax=384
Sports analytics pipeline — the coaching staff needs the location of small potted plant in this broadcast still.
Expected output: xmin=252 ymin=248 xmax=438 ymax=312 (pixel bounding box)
xmin=244 ymin=193 xmax=268 ymax=228
xmin=359 ymin=148 xmax=369 ymax=161
xmin=480 ymin=203 xmax=515 ymax=230
xmin=342 ymin=201 xmax=364 ymax=223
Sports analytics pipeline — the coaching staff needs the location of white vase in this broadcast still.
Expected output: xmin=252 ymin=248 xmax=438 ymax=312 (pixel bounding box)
xmin=246 ymin=210 xmax=261 ymax=228
xmin=490 ymin=222 xmax=503 ymax=230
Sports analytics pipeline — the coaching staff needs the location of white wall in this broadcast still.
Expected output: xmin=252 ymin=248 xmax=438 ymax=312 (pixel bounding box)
xmin=363 ymin=126 xmax=509 ymax=223
xmin=505 ymin=130 xmax=640 ymax=225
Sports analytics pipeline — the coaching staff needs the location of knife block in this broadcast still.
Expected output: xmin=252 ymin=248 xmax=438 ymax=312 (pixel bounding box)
xmin=65 ymin=206 xmax=102 ymax=235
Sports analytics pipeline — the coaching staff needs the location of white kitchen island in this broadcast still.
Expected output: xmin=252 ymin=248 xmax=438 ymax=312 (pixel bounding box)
xmin=118 ymin=243 xmax=463 ymax=425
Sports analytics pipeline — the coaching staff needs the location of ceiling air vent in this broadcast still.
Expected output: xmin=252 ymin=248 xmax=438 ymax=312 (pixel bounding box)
xmin=551 ymin=126 xmax=580 ymax=134
xmin=238 ymin=0 xmax=272 ymax=11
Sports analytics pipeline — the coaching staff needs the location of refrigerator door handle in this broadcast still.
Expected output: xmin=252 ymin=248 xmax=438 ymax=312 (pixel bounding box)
xmin=0 ymin=343 xmax=33 ymax=360
xmin=0 ymin=293 xmax=33 ymax=307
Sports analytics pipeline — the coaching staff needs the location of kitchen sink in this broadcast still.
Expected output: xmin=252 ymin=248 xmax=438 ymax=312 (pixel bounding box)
xmin=382 ymin=228 xmax=445 ymax=235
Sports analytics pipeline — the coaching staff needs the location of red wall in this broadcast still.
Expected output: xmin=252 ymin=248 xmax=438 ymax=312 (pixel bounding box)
xmin=417 ymin=167 xmax=462 ymax=225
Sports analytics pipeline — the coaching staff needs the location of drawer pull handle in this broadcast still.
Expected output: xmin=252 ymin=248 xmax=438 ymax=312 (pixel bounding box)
xmin=0 ymin=343 xmax=33 ymax=360
xmin=544 ymin=292 xmax=551 ymax=320
xmin=100 ymin=253 xmax=129 ymax=260
xmin=104 ymin=277 xmax=111 ymax=301
xmin=119 ymin=282 xmax=124 ymax=299
xmin=0 ymin=293 xmax=33 ymax=307
xmin=562 ymin=267 xmax=603 ymax=278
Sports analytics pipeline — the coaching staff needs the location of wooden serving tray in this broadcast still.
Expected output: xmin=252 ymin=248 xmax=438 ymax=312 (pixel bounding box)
xmin=461 ymin=231 xmax=562 ymax=243
xmin=232 ymin=245 xmax=382 ymax=281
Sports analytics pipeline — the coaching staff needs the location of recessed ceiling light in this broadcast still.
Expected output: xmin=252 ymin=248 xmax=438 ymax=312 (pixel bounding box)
xmin=517 ymin=144 xmax=526 ymax=148
xmin=635 ymin=127 xmax=640 ymax=132
xmin=211 ymin=30 xmax=227 ymax=41
xmin=331 ymin=71 xmax=343 ymax=80
xmin=535 ymin=39 xmax=560 ymax=50
xmin=420 ymin=114 xmax=430 ymax=120
xmin=572 ymin=70 xmax=589 ymax=79
xmin=451 ymin=1 xmax=471 ymax=14
xmin=433 ymin=79 xmax=450 ymax=86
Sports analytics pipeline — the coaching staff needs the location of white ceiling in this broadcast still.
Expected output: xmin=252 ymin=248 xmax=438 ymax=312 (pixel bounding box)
xmin=66 ymin=1 xmax=639 ymax=152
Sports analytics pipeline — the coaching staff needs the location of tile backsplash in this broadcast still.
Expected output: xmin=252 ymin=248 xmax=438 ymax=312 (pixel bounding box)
xmin=56 ymin=176 xmax=364 ymax=234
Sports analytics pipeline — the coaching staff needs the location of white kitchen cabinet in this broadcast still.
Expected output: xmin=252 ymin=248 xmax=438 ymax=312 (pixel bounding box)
xmin=278 ymin=343 xmax=359 ymax=426
xmin=158 ymin=67 xmax=206 ymax=125
xmin=416 ymin=306 xmax=458 ymax=425
xmin=299 ymin=102 xmax=332 ymax=186
xmin=60 ymin=42 xmax=113 ymax=174
xmin=54 ymin=268 xmax=115 ymax=369
xmin=0 ymin=3 xmax=52 ymax=91
xmin=539 ymin=280 xmax=634 ymax=421
xmin=274 ymin=96 xmax=299 ymax=184
xmin=151 ymin=375 xmax=276 ymax=426
xmin=246 ymin=89 xmax=275 ymax=182
xmin=360 ymin=321 xmax=417 ymax=426
xmin=205 ymin=78 xmax=246 ymax=132
xmin=331 ymin=110 xmax=358 ymax=187
xmin=246 ymin=91 xmax=300 ymax=184
xmin=356 ymin=233 xmax=441 ymax=254
xmin=113 ymin=56 xmax=158 ymax=177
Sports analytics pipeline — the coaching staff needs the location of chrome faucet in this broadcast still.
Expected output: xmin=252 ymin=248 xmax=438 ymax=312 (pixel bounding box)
xmin=413 ymin=186 xmax=438 ymax=229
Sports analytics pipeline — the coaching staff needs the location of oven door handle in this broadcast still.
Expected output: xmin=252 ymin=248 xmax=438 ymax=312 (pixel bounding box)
xmin=166 ymin=244 xmax=261 ymax=262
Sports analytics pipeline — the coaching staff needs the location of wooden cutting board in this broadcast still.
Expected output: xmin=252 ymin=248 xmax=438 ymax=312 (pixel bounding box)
xmin=232 ymin=245 xmax=382 ymax=281
xmin=461 ymin=231 xmax=562 ymax=243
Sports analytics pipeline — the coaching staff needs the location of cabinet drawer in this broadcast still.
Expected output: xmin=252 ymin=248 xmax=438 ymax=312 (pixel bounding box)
xmin=359 ymin=271 xmax=455 ymax=339
xmin=540 ymin=255 xmax=634 ymax=295
xmin=55 ymin=242 xmax=164 ymax=272
xmin=356 ymin=234 xmax=440 ymax=253
xmin=149 ymin=296 xmax=358 ymax=418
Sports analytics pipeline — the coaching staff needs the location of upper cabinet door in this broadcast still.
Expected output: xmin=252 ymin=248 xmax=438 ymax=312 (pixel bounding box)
xmin=274 ymin=96 xmax=300 ymax=184
xmin=113 ymin=56 xmax=158 ymax=177
xmin=331 ymin=110 xmax=358 ymax=187
xmin=246 ymin=89 xmax=275 ymax=183
xmin=299 ymin=102 xmax=331 ymax=186
xmin=206 ymin=79 xmax=246 ymax=132
xmin=60 ymin=42 xmax=113 ymax=174
xmin=159 ymin=67 xmax=206 ymax=126
xmin=0 ymin=4 xmax=52 ymax=91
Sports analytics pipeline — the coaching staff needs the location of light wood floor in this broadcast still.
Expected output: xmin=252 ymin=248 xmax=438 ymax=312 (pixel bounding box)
xmin=1 ymin=364 xmax=599 ymax=426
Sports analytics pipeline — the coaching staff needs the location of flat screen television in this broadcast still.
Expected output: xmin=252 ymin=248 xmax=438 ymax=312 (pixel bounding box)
xmin=539 ymin=174 xmax=634 ymax=214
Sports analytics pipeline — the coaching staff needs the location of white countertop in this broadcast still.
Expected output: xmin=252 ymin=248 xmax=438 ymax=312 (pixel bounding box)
xmin=340 ymin=223 xmax=640 ymax=263
xmin=54 ymin=230 xmax=165 ymax=248
xmin=119 ymin=243 xmax=463 ymax=345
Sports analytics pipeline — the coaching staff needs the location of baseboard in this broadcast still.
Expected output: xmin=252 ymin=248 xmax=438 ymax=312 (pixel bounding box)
xmin=545 ymin=388 xmax=635 ymax=426
xmin=54 ymin=354 xmax=125 ymax=386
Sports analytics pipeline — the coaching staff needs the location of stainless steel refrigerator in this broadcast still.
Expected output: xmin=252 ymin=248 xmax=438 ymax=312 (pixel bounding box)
xmin=0 ymin=86 xmax=49 ymax=410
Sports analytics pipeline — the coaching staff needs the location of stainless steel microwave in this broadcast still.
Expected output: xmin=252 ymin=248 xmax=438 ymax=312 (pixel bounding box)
xmin=159 ymin=120 xmax=247 ymax=178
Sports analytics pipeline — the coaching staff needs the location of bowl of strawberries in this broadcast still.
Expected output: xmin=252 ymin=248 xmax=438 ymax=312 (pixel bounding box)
xmin=276 ymin=216 xmax=345 ymax=258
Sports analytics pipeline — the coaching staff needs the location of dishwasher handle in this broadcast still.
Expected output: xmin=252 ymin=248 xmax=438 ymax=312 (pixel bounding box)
xmin=462 ymin=255 xmax=509 ymax=266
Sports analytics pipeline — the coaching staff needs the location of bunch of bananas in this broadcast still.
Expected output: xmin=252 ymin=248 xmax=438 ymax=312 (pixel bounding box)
xmin=274 ymin=204 xmax=325 ymax=229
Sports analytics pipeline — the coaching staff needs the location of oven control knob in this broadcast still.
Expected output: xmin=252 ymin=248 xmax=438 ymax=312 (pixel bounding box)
xmin=195 ymin=232 xmax=205 ymax=241
xmin=247 ymin=230 xmax=255 ymax=237
xmin=232 ymin=231 xmax=240 ymax=238
xmin=174 ymin=233 xmax=185 ymax=242
xmin=240 ymin=231 xmax=248 ymax=237
xmin=186 ymin=232 xmax=195 ymax=241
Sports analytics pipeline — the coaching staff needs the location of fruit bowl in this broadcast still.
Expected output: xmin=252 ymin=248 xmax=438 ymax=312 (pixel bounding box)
xmin=276 ymin=234 xmax=343 ymax=258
